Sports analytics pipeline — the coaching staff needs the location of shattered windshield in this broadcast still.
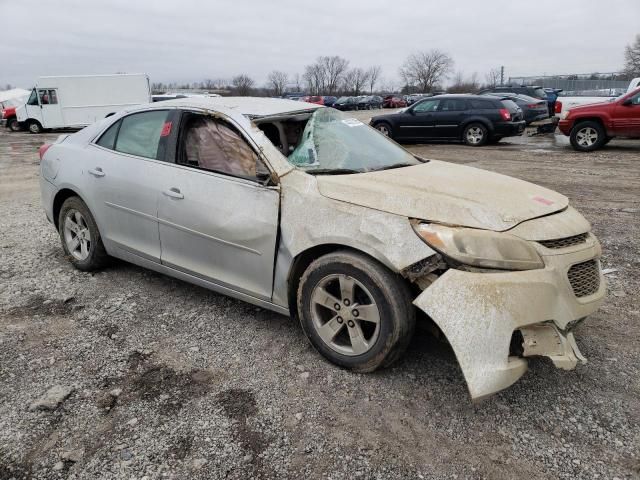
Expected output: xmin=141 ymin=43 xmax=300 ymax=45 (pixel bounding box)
xmin=288 ymin=108 xmax=422 ymax=174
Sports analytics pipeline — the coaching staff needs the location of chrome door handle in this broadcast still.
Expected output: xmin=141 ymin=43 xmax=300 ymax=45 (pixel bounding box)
xmin=88 ymin=167 xmax=105 ymax=177
xmin=163 ymin=187 xmax=184 ymax=199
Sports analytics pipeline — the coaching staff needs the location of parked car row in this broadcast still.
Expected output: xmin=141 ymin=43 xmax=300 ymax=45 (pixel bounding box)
xmin=333 ymin=95 xmax=384 ymax=111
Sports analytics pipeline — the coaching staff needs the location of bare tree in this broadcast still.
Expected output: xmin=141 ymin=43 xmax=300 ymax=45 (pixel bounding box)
xmin=266 ymin=70 xmax=288 ymax=96
xmin=292 ymin=73 xmax=302 ymax=93
xmin=366 ymin=65 xmax=382 ymax=93
xmin=484 ymin=68 xmax=501 ymax=88
xmin=232 ymin=74 xmax=255 ymax=96
xmin=342 ymin=68 xmax=370 ymax=96
xmin=624 ymin=34 xmax=640 ymax=78
xmin=303 ymin=63 xmax=323 ymax=95
xmin=321 ymin=56 xmax=350 ymax=94
xmin=399 ymin=50 xmax=453 ymax=93
xmin=447 ymin=71 xmax=479 ymax=93
xmin=303 ymin=56 xmax=350 ymax=95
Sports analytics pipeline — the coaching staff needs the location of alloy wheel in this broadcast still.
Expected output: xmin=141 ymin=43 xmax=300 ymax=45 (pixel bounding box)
xmin=376 ymin=124 xmax=390 ymax=136
xmin=576 ymin=127 xmax=598 ymax=147
xmin=310 ymin=274 xmax=381 ymax=356
xmin=466 ymin=126 xmax=484 ymax=144
xmin=63 ymin=209 xmax=91 ymax=260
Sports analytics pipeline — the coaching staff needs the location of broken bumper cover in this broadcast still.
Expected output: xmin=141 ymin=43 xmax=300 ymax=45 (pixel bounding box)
xmin=413 ymin=246 xmax=605 ymax=400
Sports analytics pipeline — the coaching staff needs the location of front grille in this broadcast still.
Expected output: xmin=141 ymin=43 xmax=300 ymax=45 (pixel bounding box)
xmin=539 ymin=232 xmax=589 ymax=249
xmin=567 ymin=260 xmax=600 ymax=297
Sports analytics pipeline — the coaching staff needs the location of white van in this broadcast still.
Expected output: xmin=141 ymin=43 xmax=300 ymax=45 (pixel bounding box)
xmin=16 ymin=74 xmax=151 ymax=133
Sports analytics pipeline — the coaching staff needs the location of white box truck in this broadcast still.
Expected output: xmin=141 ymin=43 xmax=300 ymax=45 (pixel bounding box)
xmin=16 ymin=74 xmax=151 ymax=133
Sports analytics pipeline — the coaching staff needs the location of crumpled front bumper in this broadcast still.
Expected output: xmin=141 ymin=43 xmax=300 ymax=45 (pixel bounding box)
xmin=413 ymin=239 xmax=605 ymax=400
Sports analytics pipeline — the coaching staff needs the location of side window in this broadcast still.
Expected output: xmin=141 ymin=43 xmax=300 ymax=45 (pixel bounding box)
xmin=631 ymin=93 xmax=640 ymax=105
xmin=178 ymin=113 xmax=264 ymax=180
xmin=469 ymin=100 xmax=494 ymax=110
xmin=38 ymin=89 xmax=50 ymax=105
xmin=115 ymin=110 xmax=170 ymax=160
xmin=440 ymin=99 xmax=467 ymax=111
xmin=413 ymin=99 xmax=440 ymax=112
xmin=96 ymin=120 xmax=121 ymax=150
xmin=27 ymin=89 xmax=39 ymax=106
xmin=47 ymin=90 xmax=58 ymax=105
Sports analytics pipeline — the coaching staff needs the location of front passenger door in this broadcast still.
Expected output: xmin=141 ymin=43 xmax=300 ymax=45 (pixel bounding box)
xmin=156 ymin=112 xmax=280 ymax=300
xmin=399 ymin=99 xmax=441 ymax=139
xmin=432 ymin=99 xmax=468 ymax=138
xmin=613 ymin=91 xmax=640 ymax=136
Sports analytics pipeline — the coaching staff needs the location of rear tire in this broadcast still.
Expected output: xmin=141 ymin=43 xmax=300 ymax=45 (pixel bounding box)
xmin=28 ymin=120 xmax=43 ymax=134
xmin=569 ymin=121 xmax=606 ymax=152
xmin=58 ymin=197 xmax=109 ymax=271
xmin=463 ymin=123 xmax=488 ymax=146
xmin=297 ymin=250 xmax=415 ymax=372
xmin=8 ymin=118 xmax=21 ymax=132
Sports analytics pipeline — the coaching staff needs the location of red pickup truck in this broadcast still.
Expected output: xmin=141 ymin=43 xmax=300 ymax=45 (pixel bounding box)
xmin=558 ymin=87 xmax=640 ymax=151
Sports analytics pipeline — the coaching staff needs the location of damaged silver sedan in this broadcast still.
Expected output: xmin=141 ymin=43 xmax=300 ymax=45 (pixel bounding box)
xmin=39 ymin=97 xmax=606 ymax=399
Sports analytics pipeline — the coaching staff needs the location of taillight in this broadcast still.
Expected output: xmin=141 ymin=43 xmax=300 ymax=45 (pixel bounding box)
xmin=39 ymin=143 xmax=52 ymax=160
xmin=1 ymin=109 xmax=6 ymax=119
xmin=499 ymin=108 xmax=511 ymax=121
xmin=555 ymin=101 xmax=562 ymax=114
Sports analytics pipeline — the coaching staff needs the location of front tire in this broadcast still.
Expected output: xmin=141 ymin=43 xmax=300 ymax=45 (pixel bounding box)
xmin=569 ymin=121 xmax=606 ymax=152
xmin=58 ymin=197 xmax=109 ymax=271
xmin=28 ymin=120 xmax=43 ymax=134
xmin=463 ymin=123 xmax=488 ymax=146
xmin=374 ymin=122 xmax=393 ymax=139
xmin=297 ymin=251 xmax=415 ymax=372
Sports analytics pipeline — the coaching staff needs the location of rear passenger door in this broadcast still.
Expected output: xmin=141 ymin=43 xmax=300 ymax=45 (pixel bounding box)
xmin=156 ymin=111 xmax=280 ymax=300
xmin=88 ymin=109 xmax=176 ymax=262
xmin=431 ymin=99 xmax=468 ymax=138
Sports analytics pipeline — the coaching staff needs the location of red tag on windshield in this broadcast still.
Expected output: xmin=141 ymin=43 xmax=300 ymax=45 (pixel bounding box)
xmin=160 ymin=121 xmax=172 ymax=137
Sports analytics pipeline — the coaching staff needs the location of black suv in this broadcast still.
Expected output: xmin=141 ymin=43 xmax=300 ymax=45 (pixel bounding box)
xmin=370 ymin=95 xmax=525 ymax=146
xmin=478 ymin=85 xmax=547 ymax=100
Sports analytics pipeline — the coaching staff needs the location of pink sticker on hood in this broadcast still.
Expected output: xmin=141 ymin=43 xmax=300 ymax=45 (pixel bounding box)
xmin=533 ymin=196 xmax=554 ymax=206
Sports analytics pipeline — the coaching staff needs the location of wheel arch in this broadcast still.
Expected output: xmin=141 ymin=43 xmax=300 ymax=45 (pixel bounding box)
xmin=571 ymin=116 xmax=606 ymax=131
xmin=461 ymin=117 xmax=493 ymax=133
xmin=285 ymin=243 xmax=405 ymax=320
xmin=52 ymin=188 xmax=87 ymax=229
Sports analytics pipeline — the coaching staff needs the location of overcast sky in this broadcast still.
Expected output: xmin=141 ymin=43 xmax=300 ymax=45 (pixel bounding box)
xmin=1 ymin=0 xmax=638 ymax=89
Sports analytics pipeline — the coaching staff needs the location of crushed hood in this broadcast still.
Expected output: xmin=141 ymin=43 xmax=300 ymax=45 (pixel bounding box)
xmin=316 ymin=160 xmax=568 ymax=231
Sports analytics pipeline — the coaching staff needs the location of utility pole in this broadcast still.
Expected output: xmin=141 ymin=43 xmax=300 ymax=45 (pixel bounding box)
xmin=500 ymin=66 xmax=504 ymax=86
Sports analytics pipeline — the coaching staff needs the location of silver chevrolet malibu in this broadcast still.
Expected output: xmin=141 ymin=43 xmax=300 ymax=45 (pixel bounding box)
xmin=39 ymin=97 xmax=606 ymax=400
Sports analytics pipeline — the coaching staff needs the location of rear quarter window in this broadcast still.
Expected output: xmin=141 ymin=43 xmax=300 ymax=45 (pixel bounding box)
xmin=501 ymin=99 xmax=519 ymax=111
xmin=96 ymin=120 xmax=120 ymax=150
xmin=469 ymin=99 xmax=496 ymax=109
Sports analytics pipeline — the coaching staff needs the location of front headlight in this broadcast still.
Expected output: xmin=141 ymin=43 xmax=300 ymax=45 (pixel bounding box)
xmin=561 ymin=110 xmax=571 ymax=120
xmin=412 ymin=223 xmax=544 ymax=271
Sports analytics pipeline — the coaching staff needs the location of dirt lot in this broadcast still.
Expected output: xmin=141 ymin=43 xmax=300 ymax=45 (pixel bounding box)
xmin=0 ymin=122 xmax=639 ymax=480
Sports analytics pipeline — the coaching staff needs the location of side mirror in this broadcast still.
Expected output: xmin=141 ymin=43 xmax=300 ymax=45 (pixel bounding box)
xmin=622 ymin=98 xmax=633 ymax=106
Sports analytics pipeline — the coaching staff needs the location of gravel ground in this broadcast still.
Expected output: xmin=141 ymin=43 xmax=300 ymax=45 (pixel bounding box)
xmin=0 ymin=123 xmax=638 ymax=480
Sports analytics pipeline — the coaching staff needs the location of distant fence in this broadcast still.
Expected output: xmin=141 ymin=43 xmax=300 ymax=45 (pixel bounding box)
xmin=508 ymin=75 xmax=629 ymax=96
